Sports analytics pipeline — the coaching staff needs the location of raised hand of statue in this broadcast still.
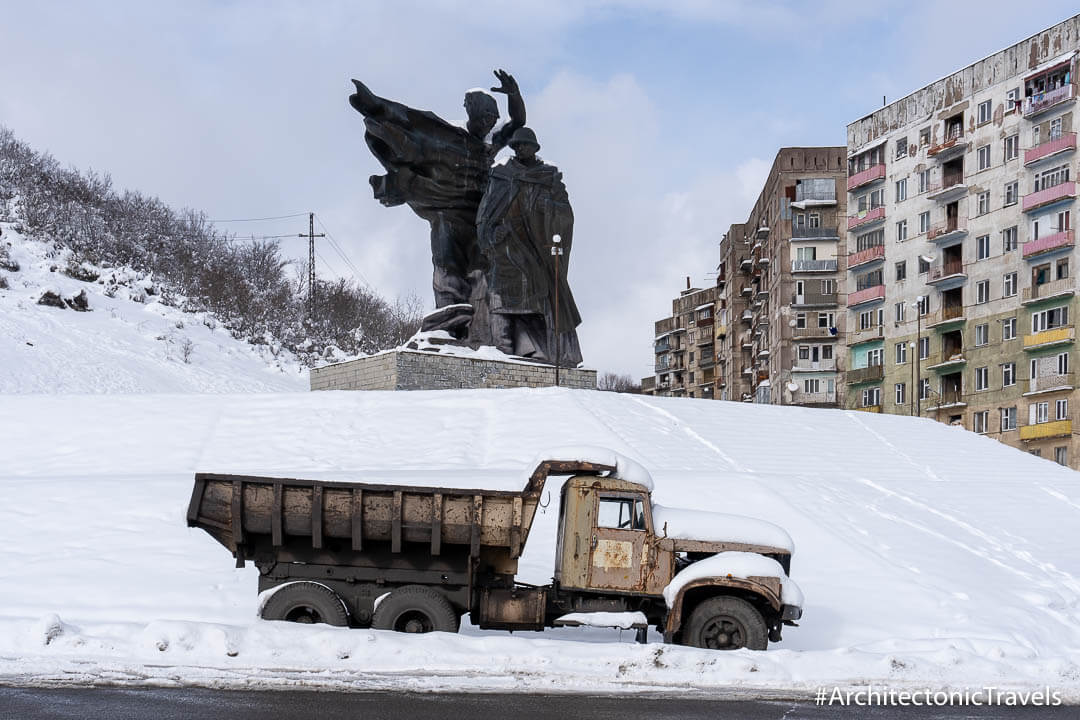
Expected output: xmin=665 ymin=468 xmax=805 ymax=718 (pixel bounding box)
xmin=490 ymin=69 xmax=519 ymax=97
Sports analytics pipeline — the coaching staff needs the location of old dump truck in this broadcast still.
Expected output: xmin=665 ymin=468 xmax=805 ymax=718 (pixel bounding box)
xmin=187 ymin=450 xmax=803 ymax=650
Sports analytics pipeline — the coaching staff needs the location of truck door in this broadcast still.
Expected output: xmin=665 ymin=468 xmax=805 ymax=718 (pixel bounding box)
xmin=587 ymin=494 xmax=647 ymax=592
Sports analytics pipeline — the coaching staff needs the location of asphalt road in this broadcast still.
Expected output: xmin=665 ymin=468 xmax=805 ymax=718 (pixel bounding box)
xmin=0 ymin=687 xmax=1074 ymax=720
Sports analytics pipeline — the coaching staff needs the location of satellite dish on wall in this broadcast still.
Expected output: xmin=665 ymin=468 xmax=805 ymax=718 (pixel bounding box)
xmin=787 ymin=381 xmax=799 ymax=393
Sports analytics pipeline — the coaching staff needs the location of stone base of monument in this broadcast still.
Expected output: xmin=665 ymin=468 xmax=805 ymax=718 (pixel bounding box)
xmin=309 ymin=334 xmax=596 ymax=392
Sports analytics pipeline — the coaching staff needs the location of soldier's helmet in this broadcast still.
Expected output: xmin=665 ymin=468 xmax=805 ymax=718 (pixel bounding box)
xmin=508 ymin=127 xmax=540 ymax=151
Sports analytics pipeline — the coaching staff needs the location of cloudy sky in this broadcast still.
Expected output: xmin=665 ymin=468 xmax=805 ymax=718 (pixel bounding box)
xmin=2 ymin=1 xmax=1078 ymax=378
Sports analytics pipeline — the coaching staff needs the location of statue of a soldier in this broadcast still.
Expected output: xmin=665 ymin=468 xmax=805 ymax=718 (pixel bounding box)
xmin=348 ymin=70 xmax=524 ymax=338
xmin=476 ymin=127 xmax=582 ymax=366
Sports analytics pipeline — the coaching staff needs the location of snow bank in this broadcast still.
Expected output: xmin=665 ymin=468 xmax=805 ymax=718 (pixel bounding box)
xmin=555 ymin=611 xmax=648 ymax=629
xmin=662 ymin=552 xmax=804 ymax=608
xmin=1 ymin=388 xmax=1079 ymax=696
xmin=651 ymin=506 xmax=794 ymax=552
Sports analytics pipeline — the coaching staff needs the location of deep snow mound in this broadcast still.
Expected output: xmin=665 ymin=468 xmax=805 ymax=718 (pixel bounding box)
xmin=0 ymin=224 xmax=306 ymax=393
xmin=1 ymin=388 xmax=1078 ymax=694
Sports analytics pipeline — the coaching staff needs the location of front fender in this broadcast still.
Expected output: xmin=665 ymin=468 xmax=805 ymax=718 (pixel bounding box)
xmin=663 ymin=576 xmax=783 ymax=639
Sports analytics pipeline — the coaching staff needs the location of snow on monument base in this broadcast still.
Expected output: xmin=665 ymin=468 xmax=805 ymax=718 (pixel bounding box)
xmin=310 ymin=349 xmax=596 ymax=391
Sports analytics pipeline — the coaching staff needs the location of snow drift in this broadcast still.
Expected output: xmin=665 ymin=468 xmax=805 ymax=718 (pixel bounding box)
xmin=1 ymin=388 xmax=1079 ymax=696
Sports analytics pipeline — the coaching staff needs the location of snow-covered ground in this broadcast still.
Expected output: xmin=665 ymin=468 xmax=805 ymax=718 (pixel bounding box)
xmin=0 ymin=223 xmax=307 ymax=393
xmin=1 ymin=388 xmax=1078 ymax=697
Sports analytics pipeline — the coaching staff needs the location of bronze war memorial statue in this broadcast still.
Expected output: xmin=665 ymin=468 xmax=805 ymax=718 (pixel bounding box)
xmin=348 ymin=70 xmax=582 ymax=367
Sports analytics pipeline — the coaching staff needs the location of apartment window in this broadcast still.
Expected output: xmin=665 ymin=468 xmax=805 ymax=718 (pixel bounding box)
xmin=862 ymin=387 xmax=881 ymax=407
xmin=973 ymin=410 xmax=989 ymax=434
xmin=868 ymin=348 xmax=884 ymax=366
xmin=1003 ymin=272 xmax=1017 ymax=297
xmin=1004 ymin=134 xmax=1019 ymax=161
xmin=822 ymin=344 xmax=834 ymax=360
xmin=699 ymin=308 xmax=712 ymax=320
xmin=1032 ymin=305 xmax=1069 ymax=332
xmin=795 ymin=312 xmax=806 ymax=329
xmin=1003 ymin=226 xmax=1018 ymax=252
xmin=821 ymin=279 xmax=835 ymax=295
xmin=895 ymin=342 xmax=908 ymax=364
xmin=1006 ymin=88 xmax=1021 ymax=112
xmin=1058 ymin=258 xmax=1070 ymax=280
xmin=895 ymin=178 xmax=907 ymax=202
xmin=1034 ymin=164 xmax=1070 ymax=191
xmin=975 ymin=323 xmax=989 ymax=346
xmin=977 ymin=191 xmax=991 ymax=216
xmin=919 ymin=211 xmax=930 ymax=234
xmin=977 ymin=100 xmax=992 ymax=125
xmin=919 ymin=127 xmax=931 ymax=146
xmin=858 ymin=310 xmax=875 ymax=330
xmin=1033 ymin=401 xmax=1050 ymax=424
xmin=1055 ymin=446 xmax=1068 ymax=466
xmin=918 ymin=169 xmax=931 ymax=194
xmin=917 ymin=295 xmax=929 ymax=315
xmin=918 ymin=336 xmax=929 ymax=360
xmin=918 ymin=255 xmax=930 ymax=274
xmin=1003 ymin=362 xmax=1016 ymax=387
xmin=1003 ymin=317 xmax=1017 ymax=340
xmin=896 ymin=137 xmax=908 ymax=159
xmin=809 ymin=212 xmax=821 ymax=228
xmin=976 ymin=280 xmax=990 ymax=304
xmin=1033 ymin=125 xmax=1041 ymax=147
xmin=895 ymin=382 xmax=906 ymax=405
xmin=817 ymin=312 xmax=835 ymax=329
xmin=920 ymin=377 xmax=931 ymax=400
xmin=1057 ymin=398 xmax=1069 ymax=420
xmin=896 ymin=220 xmax=907 ymax=242
xmin=977 ymin=234 xmax=991 ymax=260
xmin=1031 ymin=449 xmax=1043 ymax=458
xmin=1005 ymin=181 xmax=1018 ymax=206
xmin=894 ymin=302 xmax=906 ymax=323
xmin=975 ymin=366 xmax=989 ymax=391
xmin=794 ymin=212 xmax=805 ymax=229
xmin=856 ymin=228 xmax=885 ymax=251
xmin=1058 ymin=351 xmax=1070 ymax=375
xmin=796 ymin=246 xmax=817 ymax=261
xmin=1001 ymin=406 xmax=1017 ymax=430
xmin=1051 ymin=117 xmax=1063 ymax=141
xmin=977 ymin=144 xmax=991 ymax=170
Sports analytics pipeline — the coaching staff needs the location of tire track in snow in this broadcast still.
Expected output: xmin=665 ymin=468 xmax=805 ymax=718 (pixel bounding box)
xmin=843 ymin=411 xmax=945 ymax=483
xmin=622 ymin=396 xmax=747 ymax=472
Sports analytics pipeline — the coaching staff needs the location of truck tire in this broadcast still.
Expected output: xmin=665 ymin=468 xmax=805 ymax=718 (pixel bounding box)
xmin=681 ymin=596 xmax=767 ymax=651
xmin=261 ymin=582 xmax=350 ymax=627
xmin=371 ymin=585 xmax=459 ymax=634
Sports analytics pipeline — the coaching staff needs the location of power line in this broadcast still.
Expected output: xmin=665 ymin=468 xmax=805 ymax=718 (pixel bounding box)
xmin=210 ymin=212 xmax=308 ymax=223
xmin=314 ymin=214 xmax=372 ymax=289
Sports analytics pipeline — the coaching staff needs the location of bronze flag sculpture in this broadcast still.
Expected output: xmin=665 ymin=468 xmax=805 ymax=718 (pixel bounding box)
xmin=347 ymin=70 xmax=582 ymax=366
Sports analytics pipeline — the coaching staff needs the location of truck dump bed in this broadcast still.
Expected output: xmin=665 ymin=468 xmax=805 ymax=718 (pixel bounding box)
xmin=186 ymin=459 xmax=614 ymax=566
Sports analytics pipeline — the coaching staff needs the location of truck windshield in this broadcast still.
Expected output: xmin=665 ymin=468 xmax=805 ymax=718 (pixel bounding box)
xmin=597 ymin=496 xmax=646 ymax=531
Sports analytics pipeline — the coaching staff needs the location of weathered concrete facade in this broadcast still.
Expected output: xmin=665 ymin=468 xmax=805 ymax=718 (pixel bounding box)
xmin=647 ymin=284 xmax=717 ymax=398
xmin=311 ymin=351 xmax=597 ymax=391
xmin=845 ymin=14 xmax=1080 ymax=466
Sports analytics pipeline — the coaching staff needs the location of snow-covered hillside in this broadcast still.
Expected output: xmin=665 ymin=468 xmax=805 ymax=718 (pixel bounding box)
xmin=0 ymin=223 xmax=306 ymax=393
xmin=1 ymin=388 xmax=1078 ymax=696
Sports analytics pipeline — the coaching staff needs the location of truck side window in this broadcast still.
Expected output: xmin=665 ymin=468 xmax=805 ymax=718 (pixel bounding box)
xmin=597 ymin=497 xmax=646 ymax=531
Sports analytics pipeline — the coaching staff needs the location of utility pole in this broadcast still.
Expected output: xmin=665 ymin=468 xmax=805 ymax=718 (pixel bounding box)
xmin=551 ymin=234 xmax=564 ymax=387
xmin=299 ymin=212 xmax=326 ymax=319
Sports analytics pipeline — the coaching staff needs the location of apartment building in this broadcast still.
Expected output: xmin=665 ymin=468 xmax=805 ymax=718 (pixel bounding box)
xmin=646 ymin=148 xmax=848 ymax=406
xmin=648 ymin=282 xmax=717 ymax=398
xmin=844 ymin=15 xmax=1080 ymax=466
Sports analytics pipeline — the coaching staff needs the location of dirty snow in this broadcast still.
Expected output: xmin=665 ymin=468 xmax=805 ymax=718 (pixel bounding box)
xmin=1 ymin=388 xmax=1079 ymax=697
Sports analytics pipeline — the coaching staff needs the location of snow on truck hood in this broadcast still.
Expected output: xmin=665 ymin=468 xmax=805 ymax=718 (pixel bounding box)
xmin=651 ymin=504 xmax=795 ymax=553
xmin=662 ymin=551 xmax=804 ymax=609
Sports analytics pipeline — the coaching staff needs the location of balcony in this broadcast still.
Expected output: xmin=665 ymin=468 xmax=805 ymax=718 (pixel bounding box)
xmin=793 ymin=325 xmax=839 ymax=340
xmin=928 ymin=218 xmax=968 ymax=245
xmin=793 ymin=186 xmax=837 ymax=207
xmin=1022 ymin=229 xmax=1074 ymax=259
xmin=847 ymin=244 xmax=885 ymax=269
xmin=858 ymin=405 xmax=883 ymax=413
xmin=1024 ymin=325 xmax=1075 ymax=350
xmin=926 ymin=260 xmax=967 ymax=286
xmin=791 ymin=291 xmax=838 ymax=307
xmin=848 ymin=364 xmax=884 ymax=385
xmin=926 ymin=352 xmax=966 ymax=371
xmin=926 ymin=176 xmax=968 ymax=202
xmin=792 ymin=390 xmax=838 ymax=405
xmin=755 ymin=226 xmax=770 ymax=240
xmin=847 ymin=164 xmax=886 ymax=192
xmin=925 ymin=388 xmax=966 ymax=410
xmin=740 ymin=257 xmax=753 ymax=273
xmin=850 ymin=325 xmax=884 ymax=345
xmin=1022 ymin=278 xmax=1075 ymax=305
xmin=1022 ymin=181 xmax=1076 ymax=213
xmin=928 ymin=135 xmax=968 ymax=161
xmin=848 ymin=206 xmax=885 ymax=231
xmin=740 ymin=309 xmax=753 ymax=324
xmin=792 ymin=358 xmax=837 ymax=372
xmin=1028 ymin=372 xmax=1074 ymax=394
xmin=741 ymin=285 xmax=754 ymax=296
xmin=926 ymin=306 xmax=965 ymax=328
xmin=791 ymin=225 xmax=840 ymax=241
xmin=1020 ymin=418 xmax=1073 ymax=441
xmin=715 ymin=323 xmax=728 ymax=337
xmin=654 ymin=360 xmax=671 ymax=372
xmin=791 ymin=259 xmax=837 ymax=273
xmin=1025 ymin=133 xmax=1077 ymax=166
xmin=848 ymin=284 xmax=885 ymax=307
xmin=1022 ymin=84 xmax=1076 ymax=119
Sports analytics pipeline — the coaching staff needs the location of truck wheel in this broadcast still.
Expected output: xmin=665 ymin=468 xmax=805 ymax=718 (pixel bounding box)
xmin=682 ymin=596 xmax=767 ymax=651
xmin=371 ymin=585 xmax=459 ymax=634
xmin=261 ymin=582 xmax=350 ymax=627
